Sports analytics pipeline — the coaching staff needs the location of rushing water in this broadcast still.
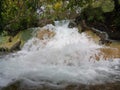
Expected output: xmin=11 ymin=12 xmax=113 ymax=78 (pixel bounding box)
xmin=0 ymin=21 xmax=120 ymax=89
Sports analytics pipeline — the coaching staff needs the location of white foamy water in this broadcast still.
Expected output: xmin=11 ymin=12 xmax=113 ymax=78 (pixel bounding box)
xmin=0 ymin=21 xmax=120 ymax=88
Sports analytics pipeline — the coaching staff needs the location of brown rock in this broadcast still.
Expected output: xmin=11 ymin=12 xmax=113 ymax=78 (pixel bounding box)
xmin=0 ymin=40 xmax=21 ymax=52
xmin=36 ymin=29 xmax=55 ymax=40
xmin=94 ymin=47 xmax=120 ymax=61
xmin=100 ymin=47 xmax=120 ymax=59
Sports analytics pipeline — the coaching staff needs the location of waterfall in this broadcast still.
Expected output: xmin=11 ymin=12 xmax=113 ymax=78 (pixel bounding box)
xmin=0 ymin=20 xmax=120 ymax=88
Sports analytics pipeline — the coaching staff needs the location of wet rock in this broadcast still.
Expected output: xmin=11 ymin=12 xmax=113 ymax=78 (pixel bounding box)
xmin=0 ymin=47 xmax=6 ymax=52
xmin=90 ymin=22 xmax=120 ymax=40
xmin=99 ymin=39 xmax=112 ymax=46
xmin=0 ymin=39 xmax=21 ymax=52
xmin=1 ymin=81 xmax=21 ymax=90
xmin=68 ymin=20 xmax=88 ymax=33
xmin=0 ymin=29 xmax=33 ymax=53
xmin=68 ymin=21 xmax=77 ymax=28
xmin=2 ymin=81 xmax=120 ymax=90
xmin=90 ymin=28 xmax=112 ymax=46
xmin=75 ymin=13 xmax=120 ymax=40
xmin=9 ymin=40 xmax=21 ymax=51
xmin=96 ymin=47 xmax=120 ymax=60
xmin=38 ymin=18 xmax=54 ymax=27
xmin=8 ymin=36 xmax=12 ymax=42
xmin=36 ymin=29 xmax=55 ymax=40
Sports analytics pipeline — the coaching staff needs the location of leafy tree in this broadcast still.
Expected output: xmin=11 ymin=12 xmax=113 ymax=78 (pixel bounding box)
xmin=0 ymin=0 xmax=4 ymax=32
xmin=1 ymin=0 xmax=39 ymax=36
xmin=0 ymin=0 xmax=120 ymax=36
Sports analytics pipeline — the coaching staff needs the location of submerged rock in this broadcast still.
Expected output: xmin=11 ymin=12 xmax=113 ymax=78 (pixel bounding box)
xmin=95 ymin=47 xmax=120 ymax=60
xmin=85 ymin=29 xmax=120 ymax=60
xmin=36 ymin=29 xmax=55 ymax=40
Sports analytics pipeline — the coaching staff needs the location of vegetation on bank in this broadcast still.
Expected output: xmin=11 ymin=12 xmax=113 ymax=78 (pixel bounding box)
xmin=0 ymin=0 xmax=120 ymax=38
xmin=0 ymin=0 xmax=120 ymax=36
xmin=80 ymin=0 xmax=120 ymax=36
xmin=0 ymin=0 xmax=39 ymax=36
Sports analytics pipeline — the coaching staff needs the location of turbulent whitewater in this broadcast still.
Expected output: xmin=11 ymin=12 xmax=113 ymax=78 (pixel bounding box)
xmin=0 ymin=21 xmax=120 ymax=88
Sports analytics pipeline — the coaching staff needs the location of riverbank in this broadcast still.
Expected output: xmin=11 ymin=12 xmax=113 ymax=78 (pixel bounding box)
xmin=0 ymin=28 xmax=33 ymax=54
xmin=2 ymin=81 xmax=120 ymax=90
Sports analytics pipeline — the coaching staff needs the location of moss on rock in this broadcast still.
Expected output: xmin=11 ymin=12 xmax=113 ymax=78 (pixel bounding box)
xmin=0 ymin=29 xmax=33 ymax=52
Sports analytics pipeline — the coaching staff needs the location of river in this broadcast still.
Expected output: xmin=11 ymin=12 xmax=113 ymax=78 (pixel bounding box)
xmin=0 ymin=21 xmax=120 ymax=90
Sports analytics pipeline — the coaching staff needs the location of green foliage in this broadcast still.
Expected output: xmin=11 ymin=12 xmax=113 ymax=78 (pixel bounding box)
xmin=81 ymin=6 xmax=105 ymax=23
xmin=101 ymin=0 xmax=114 ymax=12
xmin=0 ymin=0 xmax=4 ymax=32
xmin=67 ymin=0 xmax=93 ymax=8
xmin=1 ymin=0 xmax=39 ymax=36
xmin=113 ymin=13 xmax=120 ymax=28
xmin=0 ymin=0 xmax=120 ymax=36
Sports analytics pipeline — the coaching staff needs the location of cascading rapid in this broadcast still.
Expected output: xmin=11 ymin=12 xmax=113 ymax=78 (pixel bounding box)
xmin=0 ymin=20 xmax=120 ymax=88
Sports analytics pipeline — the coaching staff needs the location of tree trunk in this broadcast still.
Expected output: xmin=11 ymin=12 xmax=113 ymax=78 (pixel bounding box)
xmin=113 ymin=0 xmax=120 ymax=12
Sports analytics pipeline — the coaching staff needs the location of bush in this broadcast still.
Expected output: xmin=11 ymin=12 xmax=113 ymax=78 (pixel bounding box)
xmin=81 ymin=6 xmax=105 ymax=23
xmin=1 ymin=0 xmax=38 ymax=36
